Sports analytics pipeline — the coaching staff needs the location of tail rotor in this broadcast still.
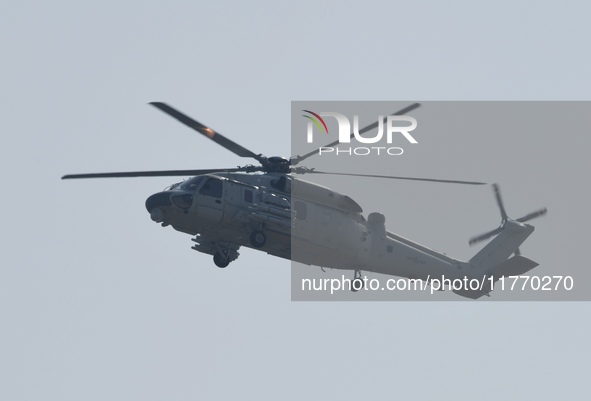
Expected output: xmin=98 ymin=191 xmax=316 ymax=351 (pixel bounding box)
xmin=469 ymin=184 xmax=547 ymax=255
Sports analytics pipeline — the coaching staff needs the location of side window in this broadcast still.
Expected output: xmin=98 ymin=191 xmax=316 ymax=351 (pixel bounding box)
xmin=244 ymin=189 xmax=253 ymax=203
xmin=199 ymin=178 xmax=223 ymax=198
xmin=294 ymin=201 xmax=307 ymax=220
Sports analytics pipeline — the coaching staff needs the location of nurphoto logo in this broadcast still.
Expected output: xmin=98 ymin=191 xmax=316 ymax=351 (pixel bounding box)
xmin=302 ymin=111 xmax=418 ymax=156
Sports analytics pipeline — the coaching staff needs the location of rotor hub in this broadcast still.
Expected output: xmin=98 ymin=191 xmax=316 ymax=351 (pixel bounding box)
xmin=262 ymin=156 xmax=291 ymax=174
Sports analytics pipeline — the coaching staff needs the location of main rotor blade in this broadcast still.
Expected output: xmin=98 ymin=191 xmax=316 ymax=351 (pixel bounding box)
xmin=516 ymin=208 xmax=547 ymax=223
xmin=62 ymin=168 xmax=246 ymax=179
xmin=150 ymin=102 xmax=265 ymax=164
xmin=469 ymin=227 xmax=503 ymax=245
xmin=492 ymin=183 xmax=509 ymax=221
xmin=300 ymin=170 xmax=486 ymax=185
xmin=291 ymin=103 xmax=421 ymax=165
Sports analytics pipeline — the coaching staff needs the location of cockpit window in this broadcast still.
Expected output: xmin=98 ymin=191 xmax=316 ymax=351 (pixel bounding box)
xmin=171 ymin=194 xmax=193 ymax=209
xmin=199 ymin=177 xmax=223 ymax=198
xmin=179 ymin=176 xmax=205 ymax=191
xmin=164 ymin=182 xmax=181 ymax=191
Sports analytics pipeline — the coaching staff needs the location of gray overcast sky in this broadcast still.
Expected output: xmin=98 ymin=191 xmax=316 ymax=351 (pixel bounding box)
xmin=1 ymin=1 xmax=590 ymax=400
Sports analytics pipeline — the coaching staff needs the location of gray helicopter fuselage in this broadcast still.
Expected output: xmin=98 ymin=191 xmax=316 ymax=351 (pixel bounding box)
xmin=145 ymin=172 xmax=479 ymax=284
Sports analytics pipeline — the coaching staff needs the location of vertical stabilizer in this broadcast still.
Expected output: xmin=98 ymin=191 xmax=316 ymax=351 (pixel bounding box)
xmin=469 ymin=220 xmax=534 ymax=274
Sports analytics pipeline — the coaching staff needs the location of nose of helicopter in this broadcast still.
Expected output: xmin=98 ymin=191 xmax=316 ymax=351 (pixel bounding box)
xmin=145 ymin=192 xmax=172 ymax=222
xmin=145 ymin=191 xmax=172 ymax=212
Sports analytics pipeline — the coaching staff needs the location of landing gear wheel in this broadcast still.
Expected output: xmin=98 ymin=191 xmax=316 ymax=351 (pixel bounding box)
xmin=351 ymin=270 xmax=364 ymax=292
xmin=213 ymin=252 xmax=230 ymax=268
xmin=352 ymin=278 xmax=364 ymax=292
xmin=249 ymin=230 xmax=266 ymax=248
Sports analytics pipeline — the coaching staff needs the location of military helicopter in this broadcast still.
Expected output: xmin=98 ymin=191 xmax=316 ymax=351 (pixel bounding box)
xmin=62 ymin=102 xmax=547 ymax=298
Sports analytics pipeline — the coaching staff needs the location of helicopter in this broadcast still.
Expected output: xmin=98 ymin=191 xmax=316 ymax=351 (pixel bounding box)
xmin=62 ymin=102 xmax=547 ymax=299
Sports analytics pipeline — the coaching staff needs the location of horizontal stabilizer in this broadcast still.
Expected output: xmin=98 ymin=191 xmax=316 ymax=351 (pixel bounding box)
xmin=453 ymin=255 xmax=539 ymax=299
xmin=489 ymin=255 xmax=538 ymax=278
